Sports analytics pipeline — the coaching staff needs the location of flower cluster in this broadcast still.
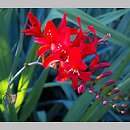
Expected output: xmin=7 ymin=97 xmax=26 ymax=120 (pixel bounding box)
xmin=22 ymin=12 xmax=129 ymax=111
xmin=22 ymin=12 xmax=113 ymax=95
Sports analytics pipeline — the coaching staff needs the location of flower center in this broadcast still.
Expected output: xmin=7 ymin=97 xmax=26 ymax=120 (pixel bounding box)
xmin=73 ymin=69 xmax=80 ymax=75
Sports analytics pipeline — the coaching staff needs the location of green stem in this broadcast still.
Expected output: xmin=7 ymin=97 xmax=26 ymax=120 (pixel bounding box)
xmin=8 ymin=61 xmax=42 ymax=87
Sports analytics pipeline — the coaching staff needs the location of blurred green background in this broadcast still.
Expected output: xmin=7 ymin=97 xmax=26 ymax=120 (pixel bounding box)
xmin=0 ymin=8 xmax=130 ymax=122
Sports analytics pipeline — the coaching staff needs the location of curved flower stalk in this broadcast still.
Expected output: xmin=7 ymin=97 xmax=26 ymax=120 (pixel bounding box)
xmin=22 ymin=12 xmax=128 ymax=111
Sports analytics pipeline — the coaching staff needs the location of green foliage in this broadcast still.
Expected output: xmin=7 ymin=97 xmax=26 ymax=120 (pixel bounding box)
xmin=15 ymin=43 xmax=39 ymax=112
xmin=18 ymin=69 xmax=49 ymax=121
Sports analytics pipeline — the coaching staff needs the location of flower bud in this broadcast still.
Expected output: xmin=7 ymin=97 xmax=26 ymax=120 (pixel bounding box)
xmin=77 ymin=83 xmax=85 ymax=94
xmin=107 ymin=89 xmax=120 ymax=96
xmin=103 ymin=100 xmax=107 ymax=105
xmin=105 ymin=80 xmax=116 ymax=87
xmin=96 ymin=94 xmax=100 ymax=99
xmin=88 ymin=87 xmax=95 ymax=94
xmin=90 ymin=62 xmax=111 ymax=71
xmin=120 ymin=110 xmax=125 ymax=114
xmin=112 ymin=104 xmax=117 ymax=108
xmin=98 ymin=33 xmax=111 ymax=43
xmin=96 ymin=71 xmax=113 ymax=80
xmin=100 ymin=80 xmax=116 ymax=91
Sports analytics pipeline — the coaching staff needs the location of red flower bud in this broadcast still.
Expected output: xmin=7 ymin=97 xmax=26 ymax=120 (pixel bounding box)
xmin=111 ymin=89 xmax=120 ymax=94
xmin=77 ymin=83 xmax=85 ymax=94
xmin=121 ymin=104 xmax=128 ymax=107
xmin=90 ymin=62 xmax=111 ymax=71
xmin=105 ymin=80 xmax=116 ymax=86
xmin=96 ymin=71 xmax=113 ymax=80
xmin=98 ymin=33 xmax=111 ymax=43
xmin=107 ymin=89 xmax=120 ymax=96
xmin=103 ymin=100 xmax=107 ymax=105
xmin=96 ymin=94 xmax=100 ymax=99
xmin=89 ymin=87 xmax=95 ymax=94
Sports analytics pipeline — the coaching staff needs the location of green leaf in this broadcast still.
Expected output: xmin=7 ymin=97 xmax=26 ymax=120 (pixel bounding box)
xmin=7 ymin=104 xmax=18 ymax=121
xmin=0 ymin=9 xmax=13 ymax=120
xmin=47 ymin=103 xmax=63 ymax=121
xmin=63 ymin=87 xmax=94 ymax=122
xmin=97 ymin=9 xmax=130 ymax=25
xmin=37 ymin=111 xmax=47 ymax=122
xmin=0 ymin=18 xmax=13 ymax=98
xmin=0 ymin=8 xmax=5 ymax=13
xmin=0 ymin=107 xmax=4 ymax=121
xmin=18 ymin=68 xmax=49 ymax=121
xmin=15 ymin=43 xmax=39 ymax=112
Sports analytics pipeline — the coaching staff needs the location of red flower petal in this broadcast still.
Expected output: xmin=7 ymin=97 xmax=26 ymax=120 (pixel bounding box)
xmin=21 ymin=29 xmax=31 ymax=33
xmin=43 ymin=54 xmax=61 ymax=68
xmin=44 ymin=20 xmax=57 ymax=41
xmin=72 ymin=17 xmax=85 ymax=46
xmin=68 ymin=47 xmax=87 ymax=70
xmin=34 ymin=37 xmax=49 ymax=45
xmin=70 ymin=28 xmax=79 ymax=35
xmin=56 ymin=71 xmax=71 ymax=82
xmin=58 ymin=12 xmax=67 ymax=32
xmin=82 ymin=43 xmax=97 ymax=58
xmin=59 ymin=61 xmax=71 ymax=71
xmin=77 ymin=62 xmax=87 ymax=70
xmin=58 ymin=27 xmax=71 ymax=47
xmin=22 ymin=29 xmax=41 ymax=37
xmin=36 ymin=45 xmax=50 ymax=56
xmin=76 ymin=17 xmax=82 ymax=30
xmin=88 ymin=26 xmax=96 ymax=34
xmin=88 ymin=26 xmax=98 ymax=45
xmin=79 ymin=72 xmax=91 ymax=81
xmin=69 ymin=47 xmax=82 ymax=65
xmin=72 ymin=75 xmax=78 ymax=90
xmin=28 ymin=12 xmax=39 ymax=25
xmin=90 ymin=54 xmax=99 ymax=68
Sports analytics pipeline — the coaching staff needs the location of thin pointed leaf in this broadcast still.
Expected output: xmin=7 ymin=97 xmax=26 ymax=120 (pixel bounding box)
xmin=18 ymin=69 xmax=49 ymax=121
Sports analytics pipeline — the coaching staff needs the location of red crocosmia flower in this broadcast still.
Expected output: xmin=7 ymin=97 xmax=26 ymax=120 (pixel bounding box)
xmin=56 ymin=61 xmax=91 ymax=91
xmin=56 ymin=62 xmax=91 ymax=91
xmin=22 ymin=11 xmax=113 ymax=95
xmin=71 ymin=20 xmax=100 ymax=68
xmin=80 ymin=26 xmax=99 ymax=60
xmin=22 ymin=12 xmax=43 ymax=37
xmin=56 ymin=47 xmax=91 ymax=91
xmin=35 ymin=20 xmax=58 ymax=56
xmin=35 ymin=13 xmax=71 ymax=59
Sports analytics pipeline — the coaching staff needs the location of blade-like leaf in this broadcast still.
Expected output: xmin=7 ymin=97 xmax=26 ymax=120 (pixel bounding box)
xmin=97 ymin=9 xmax=130 ymax=25
xmin=15 ymin=43 xmax=39 ymax=112
xmin=18 ymin=68 xmax=49 ymax=121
